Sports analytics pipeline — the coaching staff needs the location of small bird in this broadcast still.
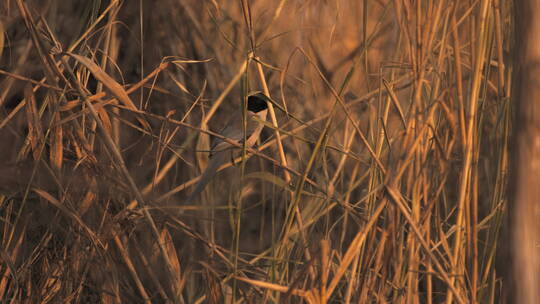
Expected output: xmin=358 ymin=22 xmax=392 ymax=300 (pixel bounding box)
xmin=186 ymin=92 xmax=269 ymax=202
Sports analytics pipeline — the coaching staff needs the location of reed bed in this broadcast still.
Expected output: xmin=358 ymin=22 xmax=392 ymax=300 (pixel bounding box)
xmin=0 ymin=0 xmax=512 ymax=303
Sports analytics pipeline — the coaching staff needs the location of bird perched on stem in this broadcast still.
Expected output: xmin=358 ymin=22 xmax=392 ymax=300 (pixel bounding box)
xmin=186 ymin=92 xmax=269 ymax=203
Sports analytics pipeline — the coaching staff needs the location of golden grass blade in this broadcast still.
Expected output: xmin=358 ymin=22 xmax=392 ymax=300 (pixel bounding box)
xmin=40 ymin=262 xmax=62 ymax=304
xmin=64 ymin=52 xmax=150 ymax=130
xmin=382 ymin=78 xmax=407 ymax=129
xmin=160 ymin=228 xmax=185 ymax=297
xmin=0 ymin=20 xmax=4 ymax=60
xmin=0 ymin=223 xmax=24 ymax=299
xmin=78 ymin=178 xmax=97 ymax=215
xmin=235 ymin=276 xmax=307 ymax=297
xmin=49 ymin=111 xmax=63 ymax=170
xmin=112 ymin=235 xmax=152 ymax=304
xmin=326 ymin=201 xmax=386 ymax=298
xmin=386 ymin=185 xmax=465 ymax=304
xmin=23 ymin=85 xmax=43 ymax=160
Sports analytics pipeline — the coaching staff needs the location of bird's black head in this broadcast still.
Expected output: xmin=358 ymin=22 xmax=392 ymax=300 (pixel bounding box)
xmin=247 ymin=93 xmax=268 ymax=113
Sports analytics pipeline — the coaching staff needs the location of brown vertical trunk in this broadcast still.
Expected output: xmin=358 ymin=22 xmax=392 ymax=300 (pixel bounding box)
xmin=509 ymin=1 xmax=540 ymax=303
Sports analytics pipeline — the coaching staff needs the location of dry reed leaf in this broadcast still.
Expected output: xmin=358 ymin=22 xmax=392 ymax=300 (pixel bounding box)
xmin=41 ymin=262 xmax=63 ymax=303
xmin=113 ymin=235 xmax=151 ymax=304
xmin=60 ymin=92 xmax=106 ymax=111
xmin=326 ymin=202 xmax=386 ymax=298
xmin=57 ymin=95 xmax=113 ymax=128
xmin=438 ymin=223 xmax=454 ymax=262
xmin=49 ymin=112 xmax=63 ymax=170
xmin=78 ymin=177 xmax=97 ymax=215
xmin=235 ymin=276 xmax=307 ymax=297
xmin=0 ymin=222 xmax=25 ymax=299
xmin=319 ymin=239 xmax=330 ymax=302
xmin=160 ymin=228 xmax=184 ymax=295
xmin=166 ymin=70 xmax=191 ymax=94
xmin=382 ymin=78 xmax=407 ymax=129
xmin=97 ymin=106 xmax=113 ymax=135
xmin=0 ymin=20 xmax=4 ymax=60
xmin=64 ymin=52 xmax=150 ymax=130
xmin=70 ymin=124 xmax=94 ymax=160
xmin=66 ymin=53 xmax=135 ymax=108
xmin=195 ymin=121 xmax=210 ymax=174
xmin=0 ymin=258 xmax=12 ymax=298
xmin=23 ymin=85 xmax=43 ymax=160
xmin=58 ymin=62 xmax=169 ymax=128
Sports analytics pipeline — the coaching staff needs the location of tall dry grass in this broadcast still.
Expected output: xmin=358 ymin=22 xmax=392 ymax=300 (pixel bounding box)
xmin=0 ymin=0 xmax=512 ymax=303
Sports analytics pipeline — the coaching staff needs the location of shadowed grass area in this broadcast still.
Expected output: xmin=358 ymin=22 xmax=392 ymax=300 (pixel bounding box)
xmin=0 ymin=0 xmax=511 ymax=303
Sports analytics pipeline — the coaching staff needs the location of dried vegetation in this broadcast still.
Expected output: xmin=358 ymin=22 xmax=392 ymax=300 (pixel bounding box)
xmin=0 ymin=0 xmax=512 ymax=303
